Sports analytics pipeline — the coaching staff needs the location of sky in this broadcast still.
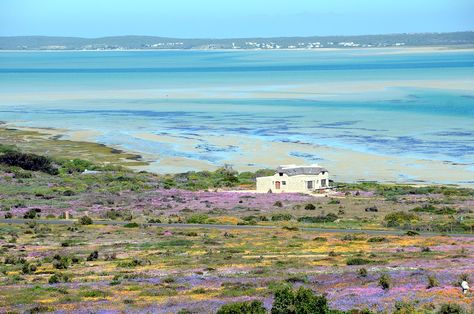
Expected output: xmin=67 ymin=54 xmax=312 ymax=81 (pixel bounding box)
xmin=1 ymin=0 xmax=474 ymax=38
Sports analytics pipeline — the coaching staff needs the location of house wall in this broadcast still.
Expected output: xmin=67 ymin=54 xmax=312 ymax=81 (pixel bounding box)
xmin=256 ymin=172 xmax=329 ymax=193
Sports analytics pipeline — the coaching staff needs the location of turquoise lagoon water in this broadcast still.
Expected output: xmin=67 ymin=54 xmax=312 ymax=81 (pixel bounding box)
xmin=0 ymin=49 xmax=473 ymax=176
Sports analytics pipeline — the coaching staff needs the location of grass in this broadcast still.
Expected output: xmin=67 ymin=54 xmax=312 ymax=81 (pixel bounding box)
xmin=0 ymin=222 xmax=472 ymax=312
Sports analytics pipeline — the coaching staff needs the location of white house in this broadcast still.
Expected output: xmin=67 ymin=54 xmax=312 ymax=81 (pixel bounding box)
xmin=256 ymin=164 xmax=329 ymax=193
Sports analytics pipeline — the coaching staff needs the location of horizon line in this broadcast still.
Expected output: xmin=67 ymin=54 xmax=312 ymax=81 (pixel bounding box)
xmin=1 ymin=30 xmax=474 ymax=40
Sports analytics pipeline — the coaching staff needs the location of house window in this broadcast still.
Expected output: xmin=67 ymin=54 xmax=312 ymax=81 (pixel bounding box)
xmin=307 ymin=181 xmax=313 ymax=189
xmin=275 ymin=181 xmax=281 ymax=189
xmin=321 ymin=179 xmax=327 ymax=187
xmin=282 ymin=181 xmax=286 ymax=185
xmin=279 ymin=172 xmax=283 ymax=176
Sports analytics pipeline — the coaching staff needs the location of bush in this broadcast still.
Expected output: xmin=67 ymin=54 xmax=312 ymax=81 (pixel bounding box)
xmin=378 ymin=274 xmax=391 ymax=290
xmin=357 ymin=268 xmax=368 ymax=277
xmin=411 ymin=204 xmax=457 ymax=215
xmin=186 ymin=214 xmax=209 ymax=224
xmin=427 ymin=275 xmax=440 ymax=289
xmin=384 ymin=212 xmax=420 ymax=227
xmin=294 ymin=287 xmax=329 ymax=314
xmin=313 ymin=237 xmax=327 ymax=242
xmin=60 ymin=158 xmax=94 ymax=174
xmin=365 ymin=206 xmax=378 ymax=212
xmin=123 ymin=222 xmax=140 ymax=228
xmin=217 ymin=300 xmax=266 ymax=314
xmin=271 ymin=285 xmax=330 ymax=314
xmin=87 ymin=250 xmax=99 ymax=261
xmin=271 ymin=285 xmax=295 ymax=314
xmin=304 ymin=203 xmax=316 ymax=210
xmin=21 ymin=262 xmax=37 ymax=274
xmin=147 ymin=218 xmax=162 ymax=223
xmin=0 ymin=151 xmax=58 ymax=175
xmin=4 ymin=212 xmax=12 ymax=219
xmin=271 ymin=213 xmax=293 ymax=221
xmin=79 ymin=216 xmax=93 ymax=225
xmin=405 ymin=230 xmax=420 ymax=236
xmin=437 ymin=303 xmax=465 ymax=314
xmin=346 ymin=257 xmax=373 ymax=265
xmin=53 ymin=255 xmax=70 ymax=269
xmin=23 ymin=208 xmax=41 ymax=219
xmin=117 ymin=258 xmax=150 ymax=268
xmin=49 ymin=272 xmax=70 ymax=284
xmin=274 ymin=201 xmax=283 ymax=208
xmin=367 ymin=237 xmax=387 ymax=243
xmin=297 ymin=213 xmax=338 ymax=223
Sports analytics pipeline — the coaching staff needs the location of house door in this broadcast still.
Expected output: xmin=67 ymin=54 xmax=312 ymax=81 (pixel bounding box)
xmin=275 ymin=181 xmax=281 ymax=189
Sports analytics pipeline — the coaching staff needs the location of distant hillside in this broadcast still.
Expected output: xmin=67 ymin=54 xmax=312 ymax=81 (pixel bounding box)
xmin=1 ymin=32 xmax=474 ymax=50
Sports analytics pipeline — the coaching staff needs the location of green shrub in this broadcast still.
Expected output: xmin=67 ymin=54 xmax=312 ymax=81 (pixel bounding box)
xmin=313 ymin=237 xmax=327 ymax=242
xmin=271 ymin=285 xmax=295 ymax=314
xmin=411 ymin=205 xmax=457 ymax=215
xmin=437 ymin=303 xmax=465 ymax=314
xmin=49 ymin=272 xmax=70 ymax=284
xmin=271 ymin=285 xmax=330 ymax=314
xmin=59 ymin=158 xmax=94 ymax=174
xmin=186 ymin=214 xmax=209 ymax=224
xmin=217 ymin=300 xmax=266 ymax=314
xmin=304 ymin=203 xmax=316 ymax=210
xmin=346 ymin=257 xmax=373 ymax=265
xmin=23 ymin=208 xmax=41 ymax=219
xmin=21 ymin=262 xmax=37 ymax=274
xmin=0 ymin=151 xmax=58 ymax=175
xmin=297 ymin=214 xmax=338 ymax=223
xmin=117 ymin=258 xmax=150 ymax=268
xmin=53 ymin=255 xmax=70 ymax=269
xmin=357 ymin=268 xmax=368 ymax=277
xmin=274 ymin=201 xmax=283 ymax=207
xmin=294 ymin=287 xmax=329 ymax=314
xmin=86 ymin=250 xmax=99 ymax=261
xmin=405 ymin=230 xmax=420 ymax=236
xmin=79 ymin=216 xmax=93 ymax=225
xmin=394 ymin=301 xmax=416 ymax=314
xmin=147 ymin=218 xmax=162 ymax=223
xmin=427 ymin=275 xmax=440 ymax=289
xmin=378 ymin=273 xmax=391 ymax=290
xmin=123 ymin=222 xmax=139 ymax=228
xmin=271 ymin=213 xmax=293 ymax=221
xmin=384 ymin=211 xmax=420 ymax=227
xmin=367 ymin=237 xmax=387 ymax=243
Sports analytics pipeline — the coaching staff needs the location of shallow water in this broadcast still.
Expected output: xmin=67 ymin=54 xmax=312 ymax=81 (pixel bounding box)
xmin=0 ymin=49 xmax=473 ymax=181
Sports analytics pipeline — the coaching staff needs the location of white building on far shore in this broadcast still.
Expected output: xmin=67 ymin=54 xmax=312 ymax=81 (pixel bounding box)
xmin=256 ymin=164 xmax=329 ymax=193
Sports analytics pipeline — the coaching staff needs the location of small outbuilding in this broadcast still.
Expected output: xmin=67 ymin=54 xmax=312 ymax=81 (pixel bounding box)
xmin=256 ymin=164 xmax=329 ymax=193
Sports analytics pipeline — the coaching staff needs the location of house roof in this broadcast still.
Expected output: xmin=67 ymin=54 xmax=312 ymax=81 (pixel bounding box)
xmin=276 ymin=165 xmax=328 ymax=176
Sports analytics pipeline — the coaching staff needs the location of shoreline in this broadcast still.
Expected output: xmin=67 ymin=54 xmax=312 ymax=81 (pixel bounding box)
xmin=2 ymin=124 xmax=474 ymax=187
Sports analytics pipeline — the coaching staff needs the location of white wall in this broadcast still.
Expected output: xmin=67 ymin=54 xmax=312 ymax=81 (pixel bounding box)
xmin=256 ymin=172 xmax=329 ymax=193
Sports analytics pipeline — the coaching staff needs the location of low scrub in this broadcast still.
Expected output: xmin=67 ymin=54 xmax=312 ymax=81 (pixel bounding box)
xmin=297 ymin=213 xmax=338 ymax=223
xmin=0 ymin=151 xmax=58 ymax=175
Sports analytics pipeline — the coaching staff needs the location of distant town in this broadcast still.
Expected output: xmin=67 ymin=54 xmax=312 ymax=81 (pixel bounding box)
xmin=1 ymin=31 xmax=474 ymax=50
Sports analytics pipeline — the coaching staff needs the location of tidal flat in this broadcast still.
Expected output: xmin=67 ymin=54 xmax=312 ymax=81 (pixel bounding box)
xmin=1 ymin=49 xmax=474 ymax=185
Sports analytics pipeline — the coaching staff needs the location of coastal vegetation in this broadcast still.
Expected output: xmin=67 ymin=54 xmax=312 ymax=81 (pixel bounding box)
xmin=0 ymin=136 xmax=473 ymax=313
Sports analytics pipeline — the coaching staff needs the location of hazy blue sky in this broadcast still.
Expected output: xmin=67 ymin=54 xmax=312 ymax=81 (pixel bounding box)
xmin=2 ymin=0 xmax=473 ymax=38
